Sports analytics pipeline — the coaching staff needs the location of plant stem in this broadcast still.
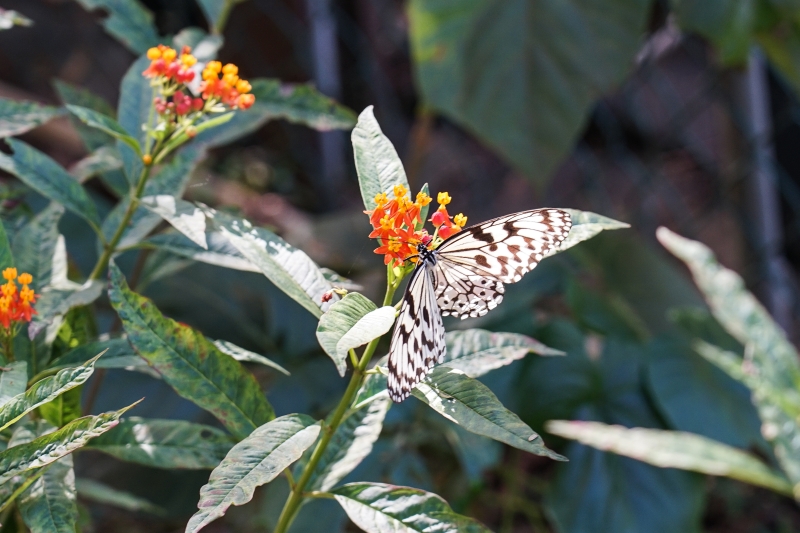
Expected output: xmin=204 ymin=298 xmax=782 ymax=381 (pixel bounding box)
xmin=272 ymin=278 xmax=398 ymax=533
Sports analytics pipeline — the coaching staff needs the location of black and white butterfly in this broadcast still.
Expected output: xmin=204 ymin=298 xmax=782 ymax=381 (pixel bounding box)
xmin=387 ymin=208 xmax=572 ymax=402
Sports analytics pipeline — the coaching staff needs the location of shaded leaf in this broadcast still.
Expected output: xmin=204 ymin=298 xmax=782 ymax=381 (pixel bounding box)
xmin=39 ymin=387 xmax=83 ymax=428
xmin=0 ymin=220 xmax=12 ymax=273
xmin=317 ymin=293 xmax=378 ymax=376
xmin=73 ymin=0 xmax=159 ymax=54
xmin=53 ymin=80 xmax=116 ymax=151
xmin=559 ymin=209 xmax=630 ymax=253
xmin=213 ymin=340 xmax=289 ymax=375
xmin=0 ymin=99 xmax=60 ymax=137
xmin=352 ymin=106 xmax=409 ymax=211
xmin=196 ymin=0 xmax=245 ymax=33
xmin=547 ymin=420 xmax=793 ymax=495
xmin=144 ymin=232 xmax=259 ymax=272
xmin=88 ymin=417 xmax=234 ymax=469
xmin=69 ymin=147 xmax=124 ymax=183
xmin=186 ymin=414 xmax=321 ymax=533
xmin=0 ymin=139 xmax=100 ymax=227
xmin=12 ymin=203 xmax=64 ymax=288
xmin=332 ymin=482 xmax=492 ymax=533
xmin=52 ymin=338 xmax=145 ymax=371
xmin=76 ymin=478 xmax=165 ymax=515
xmin=0 ymin=403 xmax=136 ymax=485
xmin=0 ymin=355 xmax=100 ymax=432
xmin=251 ymin=79 xmax=356 ymax=131
xmin=442 ymin=329 xmax=563 ymax=378
xmin=116 ymin=54 xmax=152 ymax=183
xmin=108 ymin=264 xmax=274 ymax=439
xmin=18 ymin=454 xmax=78 ymax=533
xmin=65 ymin=105 xmax=140 ymax=154
xmin=412 ymin=365 xmax=564 ymax=460
xmin=0 ymin=362 xmax=27 ymax=406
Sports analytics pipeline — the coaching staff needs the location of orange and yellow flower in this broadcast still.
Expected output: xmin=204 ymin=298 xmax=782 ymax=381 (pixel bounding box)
xmin=0 ymin=268 xmax=37 ymax=329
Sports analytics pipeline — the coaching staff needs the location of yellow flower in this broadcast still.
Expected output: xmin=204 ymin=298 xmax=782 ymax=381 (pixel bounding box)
xmin=387 ymin=240 xmax=402 ymax=253
xmin=222 ymin=63 xmax=238 ymax=76
xmin=453 ymin=213 xmax=468 ymax=228
xmin=17 ymin=273 xmax=31 ymax=285
xmin=437 ymin=192 xmax=451 ymax=206
xmin=374 ymin=192 xmax=389 ymax=207
xmin=2 ymin=268 xmax=17 ymax=281
xmin=162 ymin=47 xmax=177 ymax=62
xmin=393 ymin=184 xmax=408 ymax=199
xmin=415 ymin=191 xmax=432 ymax=206
xmin=146 ymin=47 xmax=162 ymax=60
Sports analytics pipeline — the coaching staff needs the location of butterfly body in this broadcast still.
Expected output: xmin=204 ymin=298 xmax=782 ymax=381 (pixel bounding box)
xmin=387 ymin=208 xmax=572 ymax=402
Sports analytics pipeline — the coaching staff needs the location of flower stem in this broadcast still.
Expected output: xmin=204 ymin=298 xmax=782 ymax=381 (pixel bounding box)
xmin=272 ymin=278 xmax=398 ymax=533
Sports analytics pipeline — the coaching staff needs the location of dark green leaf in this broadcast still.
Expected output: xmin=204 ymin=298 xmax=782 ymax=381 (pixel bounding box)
xmin=0 ymin=362 xmax=27 ymax=406
xmin=0 ymin=99 xmax=60 ymax=137
xmin=408 ymin=0 xmax=651 ymax=185
xmin=117 ymin=54 xmax=151 ymax=183
xmin=87 ymin=417 xmax=234 ymax=469
xmin=73 ymin=0 xmax=159 ymax=54
xmin=186 ymin=414 xmax=321 ymax=533
xmin=213 ymin=340 xmax=289 ymax=375
xmin=412 ymin=365 xmax=564 ymax=460
xmin=442 ymin=328 xmax=563 ymax=378
xmin=108 ymin=264 xmax=274 ymax=439
xmin=672 ymin=0 xmax=752 ymax=64
xmin=196 ymin=0 xmax=246 ymax=33
xmin=0 ymin=403 xmax=137 ymax=485
xmin=144 ymin=232 xmax=259 ymax=272
xmin=559 ymin=209 xmax=630 ymax=253
xmin=332 ymin=482 xmax=492 ymax=533
xmin=75 ymin=478 xmax=165 ymax=515
xmin=18 ymin=454 xmax=78 ymax=533
xmin=352 ymin=106 xmax=409 ymax=211
xmin=69 ymin=146 xmax=125 ymax=188
xmin=250 ymin=79 xmax=356 ymax=131
xmin=12 ymin=203 xmax=64 ymax=288
xmin=65 ymin=105 xmax=141 ymax=154
xmin=52 ymin=338 xmax=144 ymax=370
xmin=0 ymin=139 xmax=100 ymax=227
xmin=0 ymin=219 xmax=13 ymax=273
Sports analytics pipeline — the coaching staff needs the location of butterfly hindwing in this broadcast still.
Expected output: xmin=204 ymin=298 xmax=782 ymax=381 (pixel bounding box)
xmin=387 ymin=261 xmax=446 ymax=402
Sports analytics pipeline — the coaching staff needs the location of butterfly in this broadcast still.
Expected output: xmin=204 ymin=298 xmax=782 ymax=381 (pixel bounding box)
xmin=387 ymin=208 xmax=572 ymax=402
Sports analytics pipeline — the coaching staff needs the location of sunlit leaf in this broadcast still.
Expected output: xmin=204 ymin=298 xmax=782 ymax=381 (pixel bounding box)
xmin=0 ymin=355 xmax=100 ymax=432
xmin=28 ymin=281 xmax=104 ymax=340
xmin=19 ymin=454 xmax=78 ymax=533
xmin=140 ymin=195 xmax=209 ymax=248
xmin=559 ymin=209 xmax=630 ymax=253
xmin=317 ymin=293 xmax=378 ymax=377
xmin=213 ymin=340 xmax=289 ymax=376
xmin=0 ymin=403 xmax=137 ymax=485
xmin=442 ymin=329 xmax=563 ymax=378
xmin=0 ymin=362 xmax=27 ymax=407
xmin=352 ymin=106 xmax=410 ymax=211
xmin=332 ymin=482 xmax=492 ymax=533
xmin=251 ymin=79 xmax=357 ymax=131
xmin=0 ymin=139 xmax=100 ymax=227
xmin=75 ymin=478 xmax=165 ymax=515
xmin=144 ymin=231 xmax=259 ymax=272
xmin=411 ymin=365 xmax=565 ymax=460
xmin=39 ymin=387 xmax=82 ymax=428
xmin=12 ymin=203 xmax=64 ymax=288
xmin=87 ymin=417 xmax=234 ymax=469
xmin=65 ymin=105 xmax=141 ymax=154
xmin=0 ymin=98 xmax=60 ymax=137
xmin=73 ymin=0 xmax=159 ymax=54
xmin=186 ymin=414 xmax=321 ymax=533
xmin=108 ymin=264 xmax=274 ymax=439
xmin=547 ymin=420 xmax=793 ymax=495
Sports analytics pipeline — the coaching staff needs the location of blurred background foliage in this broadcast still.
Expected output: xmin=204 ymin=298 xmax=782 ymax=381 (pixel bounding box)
xmin=1 ymin=0 xmax=800 ymax=531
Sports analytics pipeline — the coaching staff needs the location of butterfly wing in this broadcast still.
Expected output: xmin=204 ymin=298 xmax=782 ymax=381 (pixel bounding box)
xmin=434 ymin=208 xmax=571 ymax=319
xmin=387 ymin=260 xmax=446 ymax=402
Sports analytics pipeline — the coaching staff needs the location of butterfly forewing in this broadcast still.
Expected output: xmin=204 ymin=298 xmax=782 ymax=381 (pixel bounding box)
xmin=387 ymin=261 xmax=446 ymax=402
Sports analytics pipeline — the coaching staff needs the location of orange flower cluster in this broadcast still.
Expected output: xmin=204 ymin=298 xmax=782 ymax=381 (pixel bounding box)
xmin=0 ymin=268 xmax=36 ymax=329
xmin=366 ymin=184 xmax=431 ymax=266
xmin=200 ymin=61 xmax=255 ymax=110
xmin=429 ymin=192 xmax=467 ymax=239
xmin=144 ymin=44 xmax=197 ymax=83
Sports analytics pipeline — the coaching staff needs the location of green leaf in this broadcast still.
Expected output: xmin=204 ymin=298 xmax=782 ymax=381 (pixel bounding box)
xmin=250 ymin=79 xmax=357 ymax=131
xmin=53 ymin=80 xmax=116 ymax=151
xmin=12 ymin=203 xmax=64 ymax=288
xmin=39 ymin=387 xmax=82 ymax=428
xmin=87 ymin=417 xmax=234 ymax=469
xmin=213 ymin=340 xmax=289 ymax=375
xmin=0 ymin=139 xmax=100 ymax=227
xmin=0 ymin=98 xmax=61 ymax=137
xmin=409 ymin=0 xmax=650 ymax=186
xmin=117 ymin=54 xmax=151 ymax=183
xmin=0 ymin=403 xmax=137 ymax=485
xmin=139 ymin=195 xmax=210 ymax=248
xmin=28 ymin=281 xmax=104 ymax=340
xmin=108 ymin=264 xmax=274 ymax=439
xmin=196 ymin=0 xmax=246 ymax=33
xmin=331 ymin=482 xmax=492 ymax=533
xmin=442 ymin=328 xmax=563 ymax=378
xmin=51 ymin=338 xmax=144 ymax=371
xmin=559 ymin=209 xmax=630 ymax=253
xmin=73 ymin=0 xmax=159 ymax=54
xmin=299 ymin=395 xmax=391 ymax=492
xmin=671 ymin=0 xmax=752 ymax=65
xmin=0 ymin=9 xmax=32 ymax=30
xmin=65 ymin=105 xmax=141 ymax=154
xmin=75 ymin=478 xmax=164 ymax=515
xmin=0 ymin=220 xmax=13 ymax=273
xmin=317 ymin=293 xmax=379 ymax=376
xmin=186 ymin=414 xmax=321 ymax=533
xmin=546 ymin=420 xmax=793 ymax=495
xmin=69 ymin=147 xmax=125 ymax=192
xmin=352 ymin=106 xmax=410 ymax=211
xmin=412 ymin=365 xmax=564 ymax=460
xmin=0 ymin=355 xmax=100 ymax=433
xmin=18 ymin=454 xmax=78 ymax=533
xmin=0 ymin=362 xmax=27 ymax=406
xmin=144 ymin=232 xmax=259 ymax=272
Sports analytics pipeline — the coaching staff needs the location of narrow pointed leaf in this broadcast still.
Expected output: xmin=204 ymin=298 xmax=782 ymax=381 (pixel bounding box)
xmin=0 ymin=403 xmax=137 ymax=485
xmin=299 ymin=395 xmax=391 ymax=492
xmin=353 ymin=106 xmax=410 ymax=211
xmin=53 ymin=80 xmax=116 ymax=151
xmin=559 ymin=209 xmax=630 ymax=252
xmin=53 ymin=338 xmax=141 ymax=369
xmin=0 ymin=355 xmax=101 ymax=433
xmin=0 ymin=99 xmax=60 ymax=137
xmin=87 ymin=417 xmax=234 ymax=469
xmin=317 ymin=293 xmax=378 ymax=376
xmin=547 ymin=420 xmax=793 ymax=495
xmin=73 ymin=0 xmax=159 ymax=54
xmin=332 ymin=482 xmax=493 ymax=533
xmin=186 ymin=414 xmax=321 ymax=533
xmin=0 ymin=139 xmax=100 ymax=227
xmin=76 ymin=478 xmax=165 ymax=515
xmin=442 ymin=329 xmax=563 ymax=378
xmin=18 ymin=454 xmax=78 ymax=533
xmin=12 ymin=203 xmax=64 ymax=288
xmin=412 ymin=366 xmax=565 ymax=460
xmin=108 ymin=264 xmax=274 ymax=439
xmin=144 ymin=232 xmax=259 ymax=272
xmin=213 ymin=340 xmax=289 ymax=376
xmin=0 ymin=362 xmax=27 ymax=406
xmin=65 ymin=105 xmax=140 ymax=154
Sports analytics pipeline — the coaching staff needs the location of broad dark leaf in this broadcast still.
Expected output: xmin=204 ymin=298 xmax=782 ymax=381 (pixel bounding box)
xmin=0 ymin=98 xmax=61 ymax=137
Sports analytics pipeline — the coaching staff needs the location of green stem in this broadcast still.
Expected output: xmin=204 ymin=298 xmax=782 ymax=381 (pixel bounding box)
xmin=272 ymin=277 xmax=399 ymax=533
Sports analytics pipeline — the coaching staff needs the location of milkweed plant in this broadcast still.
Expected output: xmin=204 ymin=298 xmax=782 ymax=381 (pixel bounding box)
xmin=0 ymin=32 xmax=632 ymax=533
